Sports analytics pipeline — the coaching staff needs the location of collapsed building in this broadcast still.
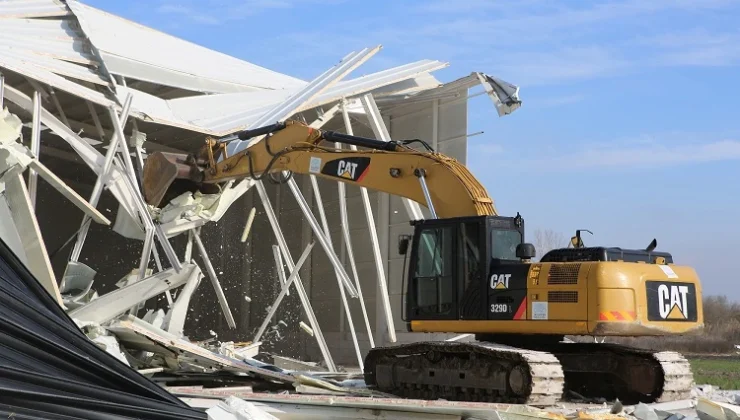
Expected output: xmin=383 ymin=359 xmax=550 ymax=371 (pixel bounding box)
xmin=0 ymin=0 xmax=521 ymax=371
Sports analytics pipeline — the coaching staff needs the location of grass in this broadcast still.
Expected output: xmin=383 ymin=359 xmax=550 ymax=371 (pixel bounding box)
xmin=688 ymin=357 xmax=740 ymax=390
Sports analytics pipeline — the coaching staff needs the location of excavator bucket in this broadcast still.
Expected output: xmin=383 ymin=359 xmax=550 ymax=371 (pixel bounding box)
xmin=142 ymin=151 xmax=204 ymax=208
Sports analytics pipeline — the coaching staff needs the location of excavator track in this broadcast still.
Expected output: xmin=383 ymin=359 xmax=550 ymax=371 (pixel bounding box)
xmin=363 ymin=341 xmax=565 ymax=406
xmin=364 ymin=341 xmax=694 ymax=406
xmin=547 ymin=342 xmax=694 ymax=404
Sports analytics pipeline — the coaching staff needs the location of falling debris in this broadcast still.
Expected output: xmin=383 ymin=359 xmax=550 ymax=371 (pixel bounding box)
xmin=244 ymin=296 xmax=252 ymax=302
xmin=299 ymin=321 xmax=314 ymax=337
xmin=241 ymin=208 xmax=257 ymax=243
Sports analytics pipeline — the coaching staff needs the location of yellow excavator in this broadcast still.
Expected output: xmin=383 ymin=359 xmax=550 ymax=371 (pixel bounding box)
xmin=142 ymin=120 xmax=703 ymax=406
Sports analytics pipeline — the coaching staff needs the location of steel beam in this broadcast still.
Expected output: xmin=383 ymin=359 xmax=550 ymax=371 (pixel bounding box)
xmin=193 ymin=228 xmax=237 ymax=329
xmin=341 ymin=98 xmax=396 ymax=343
xmin=0 ymin=73 xmax=4 ymax=109
xmin=4 ymin=172 xmax=63 ymax=305
xmin=285 ymin=177 xmax=358 ymax=298
xmin=256 ymin=182 xmax=336 ymax=372
xmin=308 ymin=174 xmax=364 ymax=369
xmin=164 ymin=265 xmax=203 ymax=337
xmin=272 ymin=245 xmax=288 ymax=296
xmin=27 ymin=91 xmax=41 ymax=209
xmin=307 ymin=103 xmax=372 ymax=350
xmin=86 ymin=101 xmax=106 ymax=142
xmin=3 ymin=86 xmax=140 ymax=224
xmin=69 ymin=94 xmax=134 ymax=262
xmin=360 ymin=93 xmax=424 ymax=221
xmin=225 ymin=46 xmax=380 ymax=156
xmin=69 ymin=264 xmax=201 ymax=325
xmin=254 ymin=241 xmax=315 ymax=343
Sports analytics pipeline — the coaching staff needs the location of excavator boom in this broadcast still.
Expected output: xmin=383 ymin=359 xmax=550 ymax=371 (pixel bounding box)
xmin=142 ymin=120 xmax=495 ymax=218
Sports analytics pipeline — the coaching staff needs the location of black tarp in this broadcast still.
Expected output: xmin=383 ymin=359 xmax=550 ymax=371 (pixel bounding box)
xmin=0 ymin=236 xmax=208 ymax=419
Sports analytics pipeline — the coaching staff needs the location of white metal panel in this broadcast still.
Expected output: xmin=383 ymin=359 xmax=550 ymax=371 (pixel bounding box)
xmin=0 ymin=31 xmax=96 ymax=65
xmin=0 ymin=17 xmax=77 ymax=38
xmin=0 ymin=55 xmax=114 ymax=106
xmin=0 ymin=0 xmax=69 ymax=18
xmin=296 ymin=59 xmax=447 ymax=112
xmin=0 ymin=5 xmax=112 ymax=90
xmin=123 ymin=59 xmax=449 ymax=138
xmin=67 ymin=0 xmax=306 ymax=93
xmin=0 ymin=47 xmax=107 ymax=85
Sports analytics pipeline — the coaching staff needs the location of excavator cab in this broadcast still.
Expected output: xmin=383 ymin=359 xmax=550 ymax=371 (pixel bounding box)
xmin=400 ymin=214 xmax=534 ymax=323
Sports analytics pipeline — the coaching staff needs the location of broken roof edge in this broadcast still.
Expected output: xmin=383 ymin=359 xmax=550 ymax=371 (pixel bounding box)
xmin=376 ymin=71 xmax=522 ymax=117
xmin=120 ymin=59 xmax=448 ymax=140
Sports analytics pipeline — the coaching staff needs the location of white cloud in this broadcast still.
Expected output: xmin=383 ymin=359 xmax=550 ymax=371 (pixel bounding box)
xmin=149 ymin=0 xmax=740 ymax=86
xmin=517 ymin=138 xmax=740 ymax=172
xmin=155 ymin=0 xmax=347 ymax=24
xmin=534 ymin=94 xmax=587 ymax=108
xmin=156 ymin=4 xmax=221 ymax=25
xmin=470 ymin=142 xmax=505 ymax=156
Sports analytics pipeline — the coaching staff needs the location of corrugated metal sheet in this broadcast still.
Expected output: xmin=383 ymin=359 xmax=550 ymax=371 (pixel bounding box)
xmin=121 ymin=59 xmax=448 ymax=137
xmin=0 ymin=46 xmax=107 ymax=85
xmin=67 ymin=0 xmax=307 ymax=94
xmin=0 ymin=1 xmax=112 ymax=93
xmin=0 ymin=54 xmax=114 ymax=106
xmin=0 ymin=0 xmax=69 ymax=18
xmin=301 ymin=59 xmax=447 ymax=111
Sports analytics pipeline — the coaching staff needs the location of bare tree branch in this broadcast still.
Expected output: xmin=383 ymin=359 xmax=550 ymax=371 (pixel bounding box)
xmin=532 ymin=228 xmax=567 ymax=261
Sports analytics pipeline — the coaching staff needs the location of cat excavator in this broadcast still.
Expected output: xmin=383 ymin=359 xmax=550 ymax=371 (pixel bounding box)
xmin=142 ymin=120 xmax=703 ymax=406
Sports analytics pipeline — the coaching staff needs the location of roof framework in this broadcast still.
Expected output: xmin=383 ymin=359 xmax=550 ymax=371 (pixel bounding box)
xmin=0 ymin=0 xmax=522 ymax=394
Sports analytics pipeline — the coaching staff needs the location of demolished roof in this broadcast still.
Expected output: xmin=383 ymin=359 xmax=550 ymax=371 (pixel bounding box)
xmin=0 ymin=0 xmax=520 ymax=153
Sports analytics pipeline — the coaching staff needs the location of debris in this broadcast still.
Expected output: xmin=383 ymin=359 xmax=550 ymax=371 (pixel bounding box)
xmin=206 ymin=396 xmax=278 ymax=420
xmin=138 ymin=367 xmax=164 ymax=375
xmin=633 ymin=403 xmax=659 ymax=420
xmin=241 ymin=207 xmax=257 ymax=243
xmin=696 ymin=397 xmax=740 ymax=420
xmin=272 ymin=355 xmax=322 ymax=372
xmin=108 ymin=315 xmax=295 ymax=384
xmin=219 ymin=341 xmax=262 ymax=360
xmin=299 ymin=321 xmax=314 ymax=336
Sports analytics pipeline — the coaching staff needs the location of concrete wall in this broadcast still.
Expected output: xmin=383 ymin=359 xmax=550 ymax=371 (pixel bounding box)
xmin=5 ymin=90 xmax=470 ymax=368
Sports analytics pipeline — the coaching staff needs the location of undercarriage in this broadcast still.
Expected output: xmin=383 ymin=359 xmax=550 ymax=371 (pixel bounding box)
xmin=363 ymin=335 xmax=694 ymax=406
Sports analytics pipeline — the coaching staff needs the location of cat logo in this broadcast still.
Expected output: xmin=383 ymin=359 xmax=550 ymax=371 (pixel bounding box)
xmin=321 ymin=157 xmax=370 ymax=182
xmin=490 ymin=273 xmax=511 ymax=290
xmin=646 ymin=281 xmax=697 ymax=322
xmin=337 ymin=160 xmax=358 ymax=180
xmin=657 ymin=284 xmax=689 ymax=320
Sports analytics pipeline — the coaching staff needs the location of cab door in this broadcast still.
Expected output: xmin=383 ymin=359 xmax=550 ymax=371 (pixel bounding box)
xmin=407 ymin=224 xmax=458 ymax=320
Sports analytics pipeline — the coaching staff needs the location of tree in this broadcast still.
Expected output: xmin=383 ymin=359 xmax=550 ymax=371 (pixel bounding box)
xmin=532 ymin=228 xmax=568 ymax=261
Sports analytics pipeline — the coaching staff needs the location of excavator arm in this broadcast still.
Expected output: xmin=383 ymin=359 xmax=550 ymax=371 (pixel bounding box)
xmin=142 ymin=120 xmax=496 ymax=219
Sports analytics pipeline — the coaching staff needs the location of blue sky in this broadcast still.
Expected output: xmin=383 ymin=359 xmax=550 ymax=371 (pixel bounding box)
xmin=85 ymin=0 xmax=740 ymax=299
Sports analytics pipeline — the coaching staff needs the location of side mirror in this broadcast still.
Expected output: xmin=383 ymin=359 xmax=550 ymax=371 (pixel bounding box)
xmin=516 ymin=243 xmax=536 ymax=260
xmin=398 ymin=235 xmax=411 ymax=255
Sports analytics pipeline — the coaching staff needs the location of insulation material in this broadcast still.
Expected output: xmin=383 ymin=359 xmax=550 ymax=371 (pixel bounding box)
xmin=207 ymin=396 xmax=278 ymax=420
xmin=0 ymin=235 xmax=206 ymax=419
xmin=115 ymin=179 xmax=256 ymax=240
